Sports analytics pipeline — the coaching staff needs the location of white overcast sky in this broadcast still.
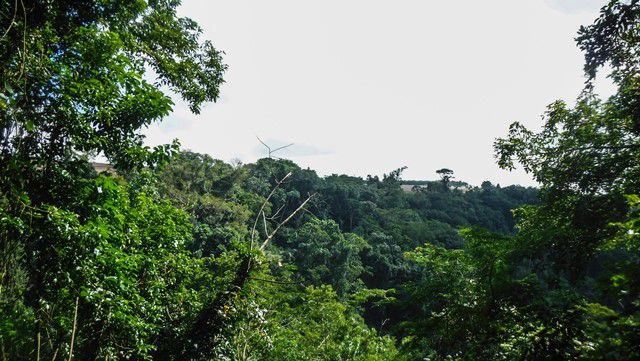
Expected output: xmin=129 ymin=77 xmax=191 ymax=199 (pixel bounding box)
xmin=143 ymin=0 xmax=615 ymax=186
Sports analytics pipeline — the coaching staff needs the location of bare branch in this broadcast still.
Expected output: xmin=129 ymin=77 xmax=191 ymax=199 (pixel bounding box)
xmin=270 ymin=143 xmax=294 ymax=154
xmin=250 ymin=172 xmax=292 ymax=246
xmin=0 ymin=0 xmax=17 ymax=40
xmin=266 ymin=202 xmax=287 ymax=221
xmin=262 ymin=211 xmax=268 ymax=237
xmin=256 ymin=136 xmax=271 ymax=157
xmin=68 ymin=297 xmax=79 ymax=361
xmin=260 ymin=193 xmax=316 ymax=251
xmin=256 ymin=136 xmax=294 ymax=158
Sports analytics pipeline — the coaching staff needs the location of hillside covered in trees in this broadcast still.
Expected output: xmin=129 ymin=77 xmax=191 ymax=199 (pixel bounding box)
xmin=2 ymin=0 xmax=640 ymax=360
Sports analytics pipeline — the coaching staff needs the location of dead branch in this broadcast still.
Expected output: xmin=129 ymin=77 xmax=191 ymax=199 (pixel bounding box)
xmin=67 ymin=297 xmax=79 ymax=361
xmin=1 ymin=0 xmax=18 ymax=40
xmin=266 ymin=202 xmax=287 ymax=221
xmin=260 ymin=193 xmax=315 ymax=251
xmin=250 ymin=172 xmax=292 ymax=246
xmin=256 ymin=136 xmax=294 ymax=159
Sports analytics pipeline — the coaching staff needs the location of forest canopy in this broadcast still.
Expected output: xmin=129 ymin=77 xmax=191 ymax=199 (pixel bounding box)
xmin=1 ymin=0 xmax=639 ymax=360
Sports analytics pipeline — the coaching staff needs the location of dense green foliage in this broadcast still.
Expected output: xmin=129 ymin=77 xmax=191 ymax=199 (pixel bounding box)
xmin=2 ymin=0 xmax=639 ymax=359
xmin=399 ymin=1 xmax=640 ymax=359
xmin=152 ymin=153 xmax=537 ymax=336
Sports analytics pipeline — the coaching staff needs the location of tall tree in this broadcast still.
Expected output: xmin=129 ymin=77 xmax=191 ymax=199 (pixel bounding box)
xmin=0 ymin=1 xmax=226 ymax=359
xmin=400 ymin=1 xmax=640 ymax=359
xmin=436 ymin=168 xmax=454 ymax=191
xmin=0 ymin=0 xmax=226 ymax=172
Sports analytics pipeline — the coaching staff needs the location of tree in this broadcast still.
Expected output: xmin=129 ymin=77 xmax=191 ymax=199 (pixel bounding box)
xmin=0 ymin=1 xmax=227 ymax=358
xmin=436 ymin=168 xmax=454 ymax=191
xmin=285 ymin=218 xmax=366 ymax=297
xmin=577 ymin=0 xmax=640 ymax=85
xmin=0 ymin=0 xmax=226 ymax=172
xmin=155 ymin=152 xmax=252 ymax=256
xmin=0 ymin=174 xmax=200 ymax=359
xmin=494 ymin=0 xmax=640 ymax=274
xmin=401 ymin=228 xmax=519 ymax=359
xmin=398 ymin=1 xmax=640 ymax=359
xmin=211 ymin=283 xmax=402 ymax=361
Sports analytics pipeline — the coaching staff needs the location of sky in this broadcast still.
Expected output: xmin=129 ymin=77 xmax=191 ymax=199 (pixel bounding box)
xmin=143 ymin=0 xmax=615 ymax=186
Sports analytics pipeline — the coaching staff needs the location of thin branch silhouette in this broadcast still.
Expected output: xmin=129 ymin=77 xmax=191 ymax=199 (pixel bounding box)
xmin=256 ymin=136 xmax=294 ymax=159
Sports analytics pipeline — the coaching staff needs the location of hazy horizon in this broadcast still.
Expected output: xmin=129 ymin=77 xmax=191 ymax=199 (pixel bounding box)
xmin=143 ymin=0 xmax=615 ymax=186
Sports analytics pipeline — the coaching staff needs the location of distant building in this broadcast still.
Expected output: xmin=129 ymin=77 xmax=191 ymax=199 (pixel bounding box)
xmin=92 ymin=162 xmax=116 ymax=173
xmin=400 ymin=182 xmax=473 ymax=193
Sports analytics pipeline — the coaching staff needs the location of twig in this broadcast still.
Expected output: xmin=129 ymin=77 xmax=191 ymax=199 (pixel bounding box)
xmin=0 ymin=0 xmax=17 ymax=39
xmin=262 ymin=211 xmax=268 ymax=237
xmin=256 ymin=136 xmax=293 ymax=158
xmin=67 ymin=297 xmax=79 ymax=361
xmin=248 ymin=277 xmax=304 ymax=286
xmin=317 ymin=333 xmax=330 ymax=349
xmin=18 ymin=0 xmax=27 ymax=84
xmin=266 ymin=202 xmax=286 ymax=221
xmin=270 ymin=143 xmax=295 ymax=154
xmin=260 ymin=193 xmax=315 ymax=250
xmin=256 ymin=136 xmax=271 ymax=156
xmin=250 ymin=172 xmax=292 ymax=246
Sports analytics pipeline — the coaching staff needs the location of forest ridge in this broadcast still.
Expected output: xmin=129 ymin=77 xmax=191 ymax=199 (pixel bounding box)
xmin=1 ymin=0 xmax=640 ymax=360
